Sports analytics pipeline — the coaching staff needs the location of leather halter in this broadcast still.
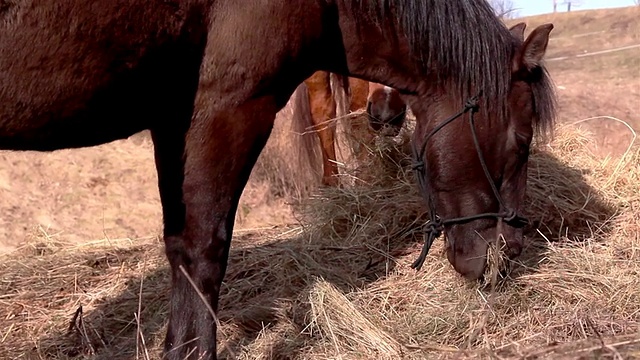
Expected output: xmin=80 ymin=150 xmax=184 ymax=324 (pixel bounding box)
xmin=410 ymin=92 xmax=529 ymax=270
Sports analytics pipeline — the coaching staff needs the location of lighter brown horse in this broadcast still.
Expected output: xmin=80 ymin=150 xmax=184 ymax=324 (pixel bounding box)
xmin=292 ymin=70 xmax=407 ymax=186
xmin=0 ymin=1 xmax=556 ymax=359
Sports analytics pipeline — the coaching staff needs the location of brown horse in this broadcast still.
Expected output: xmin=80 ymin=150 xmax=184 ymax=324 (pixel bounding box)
xmin=291 ymin=70 xmax=407 ymax=186
xmin=0 ymin=1 xmax=557 ymax=359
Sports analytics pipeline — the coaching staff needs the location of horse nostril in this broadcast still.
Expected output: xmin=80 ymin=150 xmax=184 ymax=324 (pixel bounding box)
xmin=367 ymin=101 xmax=383 ymax=131
xmin=383 ymin=126 xmax=396 ymax=137
xmin=390 ymin=126 xmax=401 ymax=137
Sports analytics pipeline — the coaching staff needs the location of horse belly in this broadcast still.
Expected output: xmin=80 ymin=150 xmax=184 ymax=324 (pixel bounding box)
xmin=0 ymin=0 xmax=201 ymax=150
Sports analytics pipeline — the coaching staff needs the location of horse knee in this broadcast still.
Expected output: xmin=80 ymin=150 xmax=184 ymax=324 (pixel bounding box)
xmin=164 ymin=234 xmax=189 ymax=269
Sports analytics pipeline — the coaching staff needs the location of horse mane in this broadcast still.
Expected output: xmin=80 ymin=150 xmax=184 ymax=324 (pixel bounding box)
xmin=348 ymin=0 xmax=557 ymax=138
xmin=529 ymin=64 xmax=557 ymax=140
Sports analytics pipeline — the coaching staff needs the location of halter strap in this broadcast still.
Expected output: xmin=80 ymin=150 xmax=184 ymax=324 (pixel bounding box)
xmin=410 ymin=92 xmax=528 ymax=271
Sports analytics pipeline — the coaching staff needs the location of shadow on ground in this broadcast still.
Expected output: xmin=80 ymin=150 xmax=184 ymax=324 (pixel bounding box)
xmin=22 ymin=149 xmax=620 ymax=360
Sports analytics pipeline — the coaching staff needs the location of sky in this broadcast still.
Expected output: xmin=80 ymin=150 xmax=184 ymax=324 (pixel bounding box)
xmin=511 ymin=0 xmax=637 ymax=17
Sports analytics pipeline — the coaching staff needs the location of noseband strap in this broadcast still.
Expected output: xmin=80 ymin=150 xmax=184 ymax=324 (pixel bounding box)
xmin=410 ymin=92 xmax=529 ymax=271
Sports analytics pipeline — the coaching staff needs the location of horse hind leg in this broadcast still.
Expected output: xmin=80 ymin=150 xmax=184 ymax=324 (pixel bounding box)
xmin=162 ymin=96 xmax=277 ymax=360
xmin=306 ymin=71 xmax=339 ymax=186
xmin=345 ymin=78 xmax=375 ymax=182
xmin=347 ymin=77 xmax=374 ymax=158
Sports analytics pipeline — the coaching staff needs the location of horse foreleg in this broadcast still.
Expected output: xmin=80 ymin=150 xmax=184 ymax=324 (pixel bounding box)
xmin=306 ymin=72 xmax=339 ymax=186
xmin=150 ymin=126 xmax=192 ymax=358
xmin=150 ymin=126 xmax=187 ymax=249
xmin=162 ymin=97 xmax=276 ymax=360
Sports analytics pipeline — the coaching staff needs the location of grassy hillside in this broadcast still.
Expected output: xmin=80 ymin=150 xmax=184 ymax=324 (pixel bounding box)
xmin=509 ymin=6 xmax=640 ymax=156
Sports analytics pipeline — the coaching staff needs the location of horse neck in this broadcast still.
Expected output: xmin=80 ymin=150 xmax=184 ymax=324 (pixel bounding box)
xmin=332 ymin=2 xmax=427 ymax=96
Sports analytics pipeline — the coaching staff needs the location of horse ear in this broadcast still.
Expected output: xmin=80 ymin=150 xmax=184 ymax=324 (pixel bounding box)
xmin=509 ymin=22 xmax=526 ymax=42
xmin=519 ymin=23 xmax=554 ymax=71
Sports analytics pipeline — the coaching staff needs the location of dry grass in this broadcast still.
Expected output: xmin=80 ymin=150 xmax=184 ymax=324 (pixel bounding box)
xmin=507 ymin=7 xmax=640 ymax=157
xmin=0 ymin=136 xmax=162 ymax=254
xmin=1 ymin=123 xmax=638 ymax=360
xmin=511 ymin=6 xmax=640 ymax=54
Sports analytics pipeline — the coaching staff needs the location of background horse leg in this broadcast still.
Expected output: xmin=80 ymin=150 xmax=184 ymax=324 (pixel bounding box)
xmin=346 ymin=78 xmax=376 ymax=178
xmin=164 ymin=96 xmax=277 ymax=360
xmin=307 ymin=71 xmax=340 ymax=186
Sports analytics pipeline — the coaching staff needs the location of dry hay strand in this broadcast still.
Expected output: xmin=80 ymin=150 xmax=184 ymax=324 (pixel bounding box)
xmin=483 ymin=234 xmax=509 ymax=288
xmin=0 ymin=123 xmax=638 ymax=360
xmin=525 ymin=126 xmax=627 ymax=242
xmin=0 ymin=234 xmax=170 ymax=359
xmin=307 ymin=279 xmax=404 ymax=359
xmin=341 ymin=113 xmax=416 ymax=189
xmin=291 ymin=122 xmax=640 ymax=358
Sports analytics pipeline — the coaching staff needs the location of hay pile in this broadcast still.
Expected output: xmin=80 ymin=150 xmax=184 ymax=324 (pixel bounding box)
xmin=0 ymin=124 xmax=638 ymax=359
